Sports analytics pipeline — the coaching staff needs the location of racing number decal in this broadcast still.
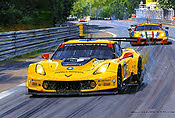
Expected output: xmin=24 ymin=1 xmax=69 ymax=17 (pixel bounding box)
xmin=123 ymin=63 xmax=129 ymax=78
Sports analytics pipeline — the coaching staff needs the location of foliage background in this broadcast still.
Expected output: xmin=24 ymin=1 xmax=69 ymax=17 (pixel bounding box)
xmin=71 ymin=0 xmax=175 ymax=19
xmin=0 ymin=0 xmax=174 ymax=32
xmin=0 ymin=0 xmax=75 ymax=31
xmin=159 ymin=0 xmax=175 ymax=9
xmin=71 ymin=0 xmax=142 ymax=19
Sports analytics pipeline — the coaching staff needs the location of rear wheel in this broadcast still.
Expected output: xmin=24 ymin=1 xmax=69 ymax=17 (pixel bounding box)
xmin=137 ymin=57 xmax=143 ymax=85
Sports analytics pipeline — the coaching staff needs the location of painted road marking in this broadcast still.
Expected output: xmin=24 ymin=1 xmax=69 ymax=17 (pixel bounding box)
xmin=99 ymin=30 xmax=117 ymax=37
xmin=0 ymin=91 xmax=14 ymax=100
xmin=106 ymin=31 xmax=117 ymax=37
xmin=169 ymin=37 xmax=175 ymax=42
xmin=0 ymin=83 xmax=25 ymax=100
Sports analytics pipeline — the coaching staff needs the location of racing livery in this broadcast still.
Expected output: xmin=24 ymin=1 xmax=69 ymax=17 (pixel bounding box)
xmin=26 ymin=39 xmax=143 ymax=95
xmin=104 ymin=17 xmax=111 ymax=20
xmin=78 ymin=16 xmax=90 ymax=22
xmin=129 ymin=23 xmax=169 ymax=45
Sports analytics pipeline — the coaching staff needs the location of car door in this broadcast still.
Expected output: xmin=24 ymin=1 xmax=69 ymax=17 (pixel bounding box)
xmin=114 ymin=43 xmax=132 ymax=81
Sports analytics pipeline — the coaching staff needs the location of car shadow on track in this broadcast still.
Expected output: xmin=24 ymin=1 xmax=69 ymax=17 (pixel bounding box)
xmin=125 ymin=82 xmax=148 ymax=95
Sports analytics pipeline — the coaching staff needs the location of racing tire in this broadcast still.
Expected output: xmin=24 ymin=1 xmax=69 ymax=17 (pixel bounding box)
xmin=31 ymin=94 xmax=38 ymax=97
xmin=117 ymin=65 xmax=127 ymax=94
xmin=28 ymin=89 xmax=38 ymax=97
xmin=135 ymin=57 xmax=143 ymax=86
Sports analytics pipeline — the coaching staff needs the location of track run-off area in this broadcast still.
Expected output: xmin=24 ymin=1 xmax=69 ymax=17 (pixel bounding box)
xmin=0 ymin=20 xmax=175 ymax=118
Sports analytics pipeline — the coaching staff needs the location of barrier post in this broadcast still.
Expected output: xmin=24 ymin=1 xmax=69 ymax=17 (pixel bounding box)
xmin=79 ymin=24 xmax=83 ymax=37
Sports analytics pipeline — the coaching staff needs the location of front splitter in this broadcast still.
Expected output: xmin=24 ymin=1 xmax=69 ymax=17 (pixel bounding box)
xmin=28 ymin=91 xmax=118 ymax=96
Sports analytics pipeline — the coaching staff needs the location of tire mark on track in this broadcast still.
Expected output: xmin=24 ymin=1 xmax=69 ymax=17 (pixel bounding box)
xmin=17 ymin=98 xmax=61 ymax=118
xmin=0 ymin=92 xmax=28 ymax=111
xmin=65 ymin=96 xmax=103 ymax=118
xmin=44 ymin=98 xmax=79 ymax=118
xmin=0 ymin=99 xmax=33 ymax=118
xmin=149 ymin=75 xmax=173 ymax=110
xmin=148 ymin=46 xmax=175 ymax=118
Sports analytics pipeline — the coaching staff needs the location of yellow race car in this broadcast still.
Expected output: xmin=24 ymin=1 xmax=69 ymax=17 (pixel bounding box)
xmin=26 ymin=39 xmax=143 ymax=95
xmin=104 ymin=17 xmax=111 ymax=20
xmin=78 ymin=16 xmax=90 ymax=22
xmin=128 ymin=23 xmax=169 ymax=45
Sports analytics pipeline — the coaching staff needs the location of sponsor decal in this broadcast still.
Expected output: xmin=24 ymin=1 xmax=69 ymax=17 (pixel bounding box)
xmin=67 ymin=67 xmax=74 ymax=70
xmin=65 ymin=74 xmax=72 ymax=77
xmin=103 ymin=83 xmax=110 ymax=86
xmin=55 ymin=71 xmax=84 ymax=74
xmin=123 ymin=61 xmax=126 ymax=65
xmin=123 ymin=64 xmax=129 ymax=78
xmin=32 ymin=82 xmax=37 ymax=86
xmin=100 ymin=80 xmax=110 ymax=82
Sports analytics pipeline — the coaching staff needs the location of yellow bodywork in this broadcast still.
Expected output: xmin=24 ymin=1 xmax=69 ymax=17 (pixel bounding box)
xmin=131 ymin=23 xmax=168 ymax=40
xmin=26 ymin=39 xmax=141 ymax=93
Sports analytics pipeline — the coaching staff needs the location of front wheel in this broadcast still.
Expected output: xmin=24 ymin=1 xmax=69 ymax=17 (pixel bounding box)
xmin=117 ymin=65 xmax=127 ymax=93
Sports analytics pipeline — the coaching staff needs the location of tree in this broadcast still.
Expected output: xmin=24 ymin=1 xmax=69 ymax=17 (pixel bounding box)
xmin=71 ymin=0 xmax=142 ymax=19
xmin=159 ymin=0 xmax=175 ymax=9
xmin=0 ymin=0 xmax=76 ymax=29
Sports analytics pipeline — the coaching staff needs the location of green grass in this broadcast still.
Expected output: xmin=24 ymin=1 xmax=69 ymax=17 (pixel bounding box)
xmin=0 ymin=48 xmax=56 ymax=66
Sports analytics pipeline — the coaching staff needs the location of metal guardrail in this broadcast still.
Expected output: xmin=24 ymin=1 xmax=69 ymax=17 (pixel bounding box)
xmin=131 ymin=18 xmax=175 ymax=25
xmin=67 ymin=17 xmax=105 ymax=21
xmin=0 ymin=25 xmax=79 ymax=61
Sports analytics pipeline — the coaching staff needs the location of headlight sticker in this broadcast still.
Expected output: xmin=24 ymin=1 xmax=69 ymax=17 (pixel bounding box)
xmin=36 ymin=64 xmax=46 ymax=75
xmin=93 ymin=63 xmax=110 ymax=75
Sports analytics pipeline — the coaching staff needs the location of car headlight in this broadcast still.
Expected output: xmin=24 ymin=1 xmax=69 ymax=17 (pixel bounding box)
xmin=159 ymin=32 xmax=166 ymax=37
xmin=36 ymin=64 xmax=46 ymax=75
xmin=134 ymin=32 xmax=141 ymax=37
xmin=94 ymin=63 xmax=110 ymax=75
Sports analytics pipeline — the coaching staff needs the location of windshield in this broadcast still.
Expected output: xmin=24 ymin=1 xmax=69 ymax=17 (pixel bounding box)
xmin=52 ymin=43 xmax=114 ymax=60
xmin=135 ymin=25 xmax=163 ymax=31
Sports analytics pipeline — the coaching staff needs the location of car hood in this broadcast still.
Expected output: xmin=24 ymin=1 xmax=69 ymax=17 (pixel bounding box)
xmin=37 ymin=58 xmax=108 ymax=80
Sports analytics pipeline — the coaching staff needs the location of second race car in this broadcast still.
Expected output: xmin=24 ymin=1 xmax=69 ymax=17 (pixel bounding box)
xmin=78 ymin=16 xmax=90 ymax=22
xmin=128 ymin=23 xmax=169 ymax=45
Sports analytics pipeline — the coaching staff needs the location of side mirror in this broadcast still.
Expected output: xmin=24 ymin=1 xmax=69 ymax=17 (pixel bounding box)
xmin=119 ymin=52 xmax=133 ymax=61
xmin=113 ymin=53 xmax=119 ymax=58
xmin=165 ymin=27 xmax=169 ymax=30
xmin=128 ymin=28 xmax=132 ymax=31
xmin=42 ymin=53 xmax=51 ymax=60
xmin=131 ymin=25 xmax=136 ymax=27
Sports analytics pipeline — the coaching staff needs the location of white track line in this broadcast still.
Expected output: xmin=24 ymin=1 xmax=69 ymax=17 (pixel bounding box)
xmin=0 ymin=83 xmax=25 ymax=100
xmin=99 ymin=30 xmax=117 ymax=37
xmin=0 ymin=91 xmax=14 ymax=100
xmin=169 ymin=37 xmax=175 ymax=42
xmin=106 ymin=31 xmax=117 ymax=37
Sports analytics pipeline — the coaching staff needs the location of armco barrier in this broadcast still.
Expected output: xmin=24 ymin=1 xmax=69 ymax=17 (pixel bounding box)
xmin=131 ymin=17 xmax=175 ymax=25
xmin=0 ymin=25 xmax=79 ymax=61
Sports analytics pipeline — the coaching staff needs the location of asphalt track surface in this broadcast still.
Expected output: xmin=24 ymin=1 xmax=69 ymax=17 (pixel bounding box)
xmin=0 ymin=20 xmax=175 ymax=118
